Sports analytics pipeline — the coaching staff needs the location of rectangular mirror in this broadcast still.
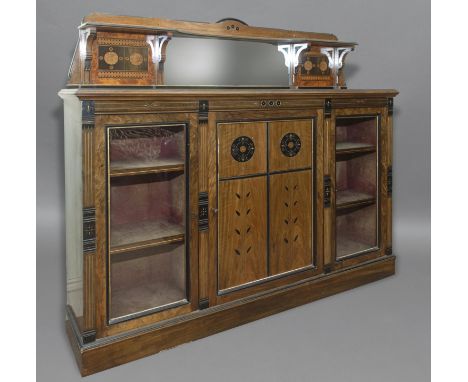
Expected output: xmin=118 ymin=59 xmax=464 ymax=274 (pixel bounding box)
xmin=164 ymin=38 xmax=289 ymax=87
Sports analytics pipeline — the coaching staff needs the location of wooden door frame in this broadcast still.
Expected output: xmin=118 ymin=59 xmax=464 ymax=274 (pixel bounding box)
xmin=92 ymin=111 xmax=199 ymax=338
xmin=324 ymin=106 xmax=391 ymax=272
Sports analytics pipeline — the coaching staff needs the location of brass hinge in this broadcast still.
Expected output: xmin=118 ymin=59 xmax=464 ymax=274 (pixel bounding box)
xmin=198 ymin=192 xmax=209 ymax=231
xmin=324 ymin=175 xmax=331 ymax=208
xmin=387 ymin=166 xmax=393 ymax=196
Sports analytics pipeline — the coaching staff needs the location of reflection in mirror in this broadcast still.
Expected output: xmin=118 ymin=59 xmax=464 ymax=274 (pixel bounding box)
xmin=164 ymin=38 xmax=289 ymax=87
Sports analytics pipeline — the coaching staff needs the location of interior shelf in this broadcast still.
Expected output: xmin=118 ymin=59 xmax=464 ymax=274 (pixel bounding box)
xmin=336 ymin=142 xmax=376 ymax=158
xmin=336 ymin=190 xmax=376 ymax=210
xmin=110 ymin=220 xmax=185 ymax=254
xmin=110 ymin=281 xmax=186 ymax=320
xmin=336 ymin=236 xmax=378 ymax=259
xmin=110 ymin=159 xmax=184 ymax=177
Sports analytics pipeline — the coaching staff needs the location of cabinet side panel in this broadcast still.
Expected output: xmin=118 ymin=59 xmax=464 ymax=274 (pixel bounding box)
xmin=64 ymin=95 xmax=84 ymax=321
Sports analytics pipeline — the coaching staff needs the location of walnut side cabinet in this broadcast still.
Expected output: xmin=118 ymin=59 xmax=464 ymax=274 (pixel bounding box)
xmin=59 ymin=14 xmax=398 ymax=376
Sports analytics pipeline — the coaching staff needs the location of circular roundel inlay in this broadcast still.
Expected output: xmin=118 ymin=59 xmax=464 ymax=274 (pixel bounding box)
xmin=130 ymin=52 xmax=143 ymax=66
xmin=104 ymin=51 xmax=119 ymax=65
xmin=304 ymin=60 xmax=313 ymax=71
xmin=280 ymin=133 xmax=301 ymax=157
xmin=319 ymin=59 xmax=329 ymax=72
xmin=231 ymin=136 xmax=255 ymax=162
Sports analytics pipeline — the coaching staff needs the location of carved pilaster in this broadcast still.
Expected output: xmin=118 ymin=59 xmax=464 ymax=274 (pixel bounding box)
xmin=81 ymin=100 xmax=96 ymax=336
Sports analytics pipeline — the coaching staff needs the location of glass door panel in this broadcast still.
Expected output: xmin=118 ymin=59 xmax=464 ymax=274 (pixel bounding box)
xmin=107 ymin=124 xmax=188 ymax=323
xmin=335 ymin=116 xmax=379 ymax=259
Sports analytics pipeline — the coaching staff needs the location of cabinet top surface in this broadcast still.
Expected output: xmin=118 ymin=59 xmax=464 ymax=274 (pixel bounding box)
xmin=59 ymin=88 xmax=398 ymax=99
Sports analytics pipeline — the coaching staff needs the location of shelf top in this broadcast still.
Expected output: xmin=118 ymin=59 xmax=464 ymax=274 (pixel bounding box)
xmin=80 ymin=13 xmax=357 ymax=46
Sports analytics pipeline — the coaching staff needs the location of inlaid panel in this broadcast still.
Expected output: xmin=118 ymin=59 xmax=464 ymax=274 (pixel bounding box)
xmin=269 ymin=170 xmax=313 ymax=275
xmin=269 ymin=119 xmax=313 ymax=172
xmin=218 ymin=177 xmax=267 ymax=290
xmin=217 ymin=122 xmax=267 ymax=179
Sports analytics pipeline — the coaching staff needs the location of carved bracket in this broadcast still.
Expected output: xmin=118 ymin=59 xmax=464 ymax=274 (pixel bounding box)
xmin=278 ymin=43 xmax=308 ymax=86
xmin=146 ymin=34 xmax=172 ymax=64
xmin=320 ymin=47 xmax=353 ymax=88
xmin=79 ymin=28 xmax=96 ymax=75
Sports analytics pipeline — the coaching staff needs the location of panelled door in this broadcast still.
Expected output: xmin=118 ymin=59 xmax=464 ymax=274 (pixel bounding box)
xmin=206 ymin=110 xmax=324 ymax=305
xmin=324 ymin=106 xmax=392 ymax=271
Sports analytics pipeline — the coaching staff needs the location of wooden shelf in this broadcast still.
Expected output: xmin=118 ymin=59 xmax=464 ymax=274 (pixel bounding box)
xmin=110 ymin=220 xmax=185 ymax=255
xmin=110 ymin=282 xmax=186 ymax=320
xmin=110 ymin=159 xmax=184 ymax=177
xmin=336 ymin=190 xmax=375 ymax=210
xmin=336 ymin=142 xmax=375 ymax=158
xmin=336 ymin=237 xmax=376 ymax=259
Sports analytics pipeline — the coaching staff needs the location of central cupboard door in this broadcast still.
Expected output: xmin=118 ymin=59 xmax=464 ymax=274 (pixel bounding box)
xmin=216 ymin=119 xmax=317 ymax=297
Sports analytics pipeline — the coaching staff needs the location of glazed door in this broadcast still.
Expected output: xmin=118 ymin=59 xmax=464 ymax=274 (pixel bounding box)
xmin=324 ymin=107 xmax=391 ymax=270
xmin=97 ymin=113 xmax=199 ymax=332
xmin=205 ymin=112 xmax=324 ymax=305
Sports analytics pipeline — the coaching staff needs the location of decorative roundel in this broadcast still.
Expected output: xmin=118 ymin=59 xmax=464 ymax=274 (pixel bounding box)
xmin=319 ymin=59 xmax=329 ymax=72
xmin=304 ymin=60 xmax=313 ymax=71
xmin=104 ymin=51 xmax=119 ymax=65
xmin=280 ymin=133 xmax=301 ymax=157
xmin=231 ymin=136 xmax=255 ymax=162
xmin=130 ymin=52 xmax=143 ymax=66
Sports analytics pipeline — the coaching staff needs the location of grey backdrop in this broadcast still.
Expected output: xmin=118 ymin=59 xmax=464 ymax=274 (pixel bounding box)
xmin=37 ymin=0 xmax=430 ymax=381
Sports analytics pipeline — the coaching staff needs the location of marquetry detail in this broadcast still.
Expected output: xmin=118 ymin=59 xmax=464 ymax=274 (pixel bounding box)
xmin=294 ymin=46 xmax=334 ymax=88
xmin=324 ymin=98 xmax=332 ymax=117
xmin=269 ymin=170 xmax=313 ymax=275
xmin=260 ymin=99 xmax=282 ymax=108
xmin=387 ymin=165 xmax=393 ymax=196
xmin=198 ymin=192 xmax=209 ymax=231
xmin=218 ymin=122 xmax=267 ymax=179
xmin=82 ymin=208 xmax=96 ymax=253
xmin=82 ymin=329 xmax=97 ymax=344
xmin=96 ymin=37 xmax=150 ymax=79
xmin=218 ymin=177 xmax=267 ymax=290
xmin=198 ymin=297 xmax=209 ymax=310
xmin=280 ymin=132 xmax=301 ymax=157
xmin=198 ymin=100 xmax=209 ymax=125
xmin=269 ymin=119 xmax=312 ymax=172
xmin=388 ymin=98 xmax=394 ymax=115
xmin=82 ymin=100 xmax=95 ymax=126
xmin=324 ymin=175 xmax=331 ymax=207
xmin=231 ymin=136 xmax=255 ymax=163
xmin=82 ymin=101 xmax=95 ymax=208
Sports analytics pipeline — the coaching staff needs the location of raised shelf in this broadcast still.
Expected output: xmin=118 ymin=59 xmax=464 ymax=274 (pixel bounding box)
xmin=336 ymin=190 xmax=375 ymax=210
xmin=336 ymin=142 xmax=376 ymax=158
xmin=110 ymin=159 xmax=184 ymax=177
xmin=110 ymin=220 xmax=185 ymax=255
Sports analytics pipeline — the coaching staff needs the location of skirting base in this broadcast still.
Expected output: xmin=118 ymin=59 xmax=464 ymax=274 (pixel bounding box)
xmin=67 ymin=255 xmax=395 ymax=376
